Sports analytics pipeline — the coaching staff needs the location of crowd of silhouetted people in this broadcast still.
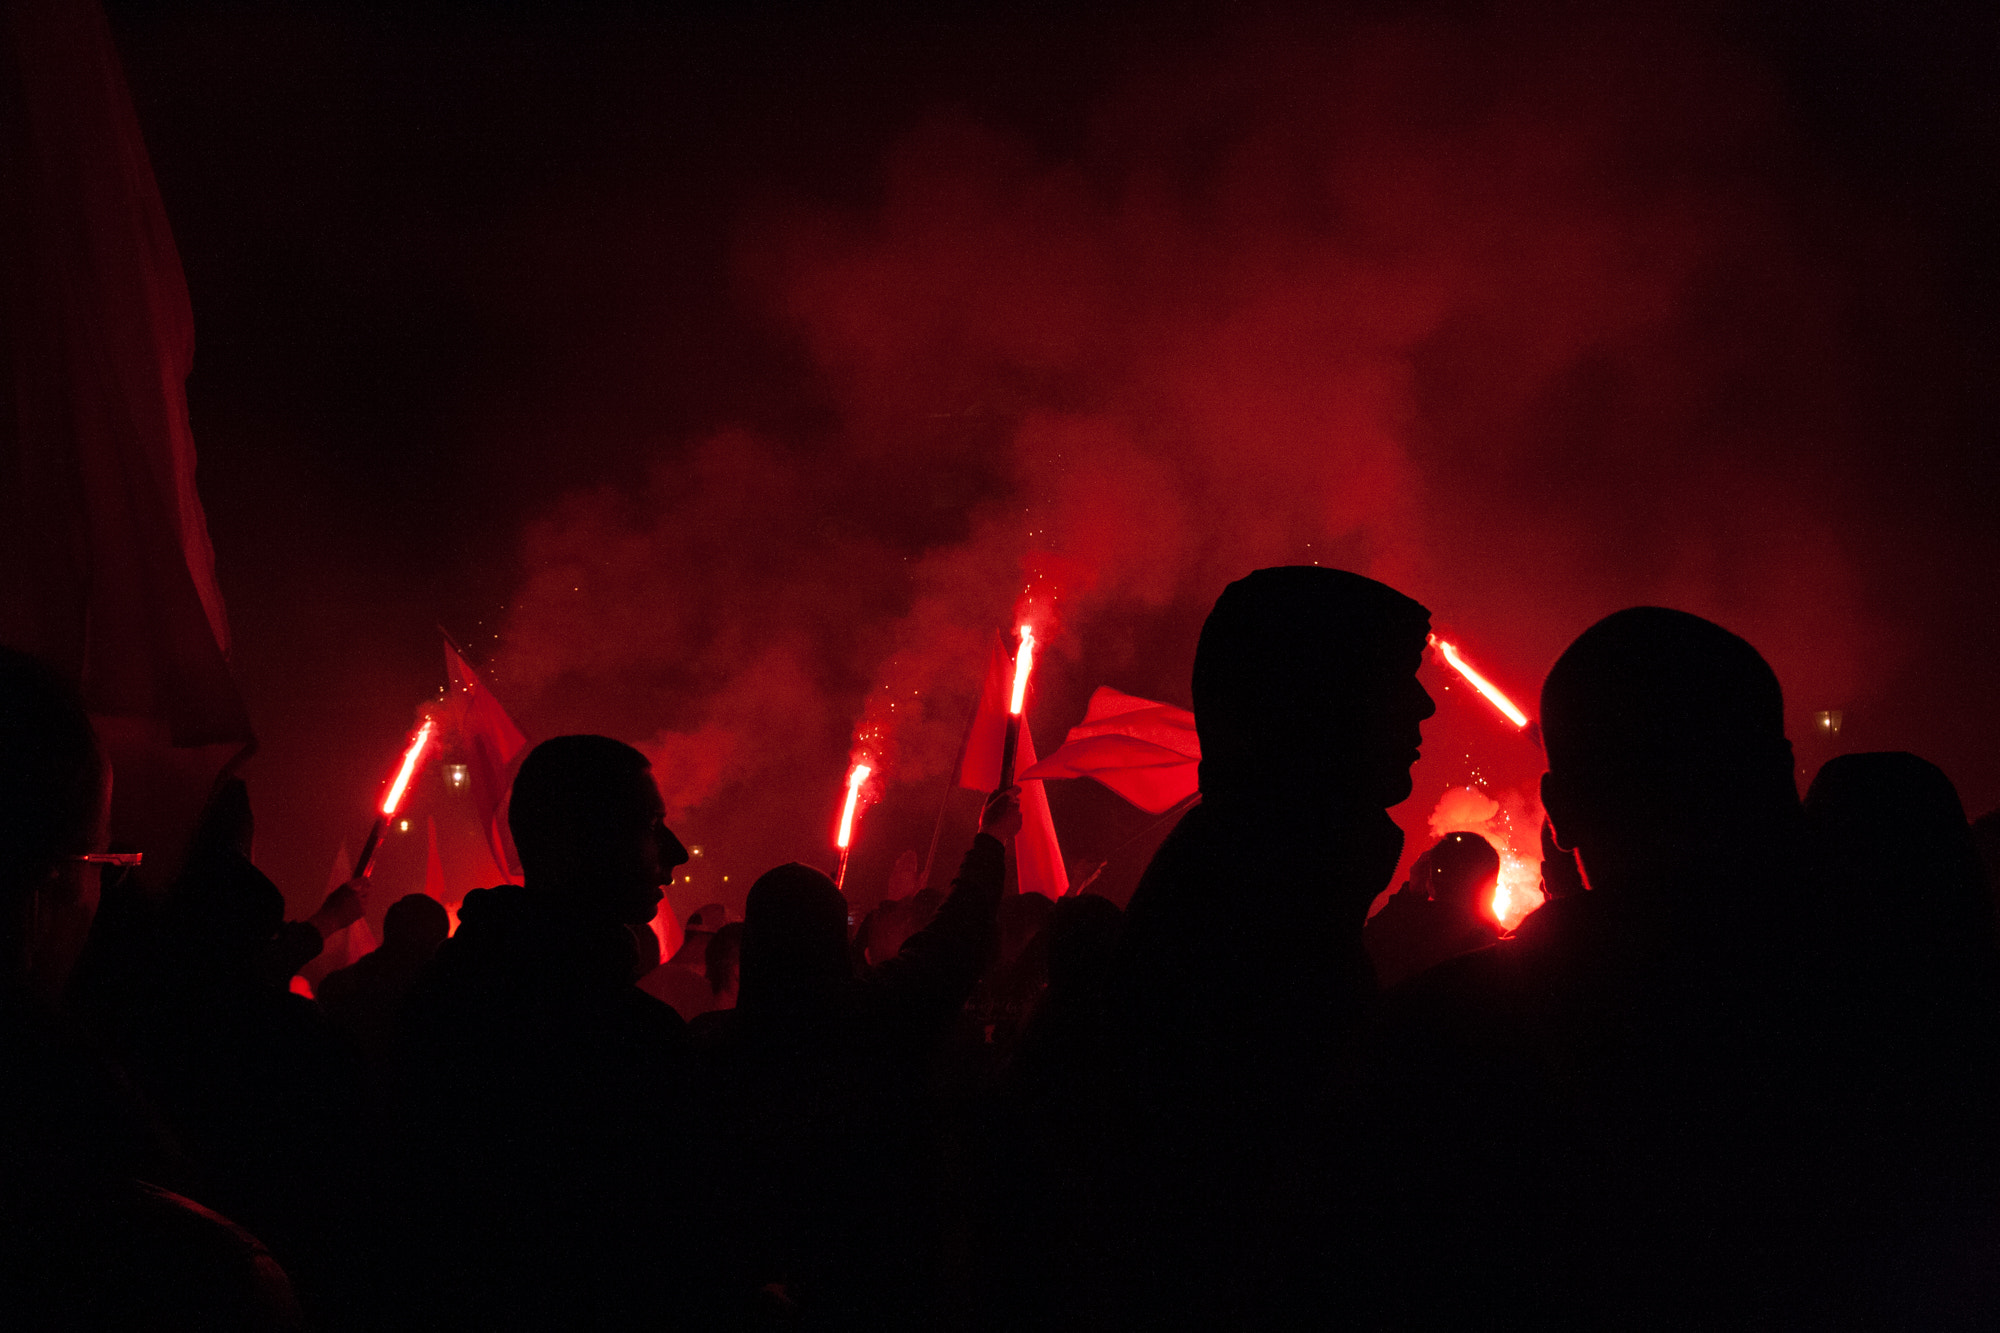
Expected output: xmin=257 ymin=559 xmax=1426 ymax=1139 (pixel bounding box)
xmin=8 ymin=566 xmax=2000 ymax=1328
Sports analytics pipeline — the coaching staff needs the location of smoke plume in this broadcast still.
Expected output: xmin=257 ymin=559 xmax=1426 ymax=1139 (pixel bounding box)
xmin=489 ymin=6 xmax=1948 ymax=906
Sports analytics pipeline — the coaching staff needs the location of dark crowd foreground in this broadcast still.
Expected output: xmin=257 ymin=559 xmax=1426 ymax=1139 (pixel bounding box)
xmin=7 ymin=567 xmax=2000 ymax=1329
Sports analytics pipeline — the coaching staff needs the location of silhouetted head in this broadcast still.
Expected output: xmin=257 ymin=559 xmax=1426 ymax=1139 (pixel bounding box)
xmin=383 ymin=892 xmax=451 ymax=958
xmin=0 ymin=648 xmax=109 ymax=991
xmin=1806 ymin=752 xmax=1990 ymax=945
xmin=1046 ymin=893 xmax=1123 ymax=998
xmin=186 ymin=777 xmax=254 ymax=865
xmin=1419 ymin=832 xmax=1502 ymax=927
xmin=1000 ymin=891 xmax=1056 ymax=965
xmin=1192 ymin=567 xmax=1433 ymax=806
xmin=172 ymin=849 xmax=285 ymax=974
xmin=739 ymin=863 xmax=850 ymax=1015
xmin=1539 ymin=607 xmax=1796 ymax=896
xmin=508 ymin=736 xmax=688 ymax=925
xmin=1975 ymin=808 xmax=2000 ymax=922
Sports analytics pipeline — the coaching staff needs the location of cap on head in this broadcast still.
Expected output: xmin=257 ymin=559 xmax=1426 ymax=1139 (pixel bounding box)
xmin=1806 ymin=752 xmax=1981 ymax=896
xmin=1540 ymin=607 xmax=1788 ymax=796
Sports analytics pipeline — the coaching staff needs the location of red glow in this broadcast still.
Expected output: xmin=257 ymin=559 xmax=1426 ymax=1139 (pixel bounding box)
xmin=1491 ymin=852 xmax=1544 ymax=931
xmin=1431 ymin=636 xmax=1530 ymax=728
xmin=835 ymin=762 xmax=872 ymax=849
xmin=381 ymin=717 xmax=436 ymax=817
xmin=1009 ymin=625 xmax=1036 ymax=715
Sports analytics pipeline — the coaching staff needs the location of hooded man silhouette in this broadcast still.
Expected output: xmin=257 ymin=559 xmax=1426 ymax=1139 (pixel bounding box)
xmin=1099 ymin=566 xmax=1434 ymax=1323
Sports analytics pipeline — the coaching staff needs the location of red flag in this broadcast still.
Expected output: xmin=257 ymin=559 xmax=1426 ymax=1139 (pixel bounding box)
xmin=958 ymin=641 xmax=1069 ymax=900
xmin=0 ymin=0 xmax=250 ymax=746
xmin=424 ymin=815 xmax=448 ymax=902
xmin=1017 ymin=687 xmax=1201 ymax=814
xmin=442 ymin=638 xmax=529 ymax=878
xmin=647 ymin=899 xmax=685 ymax=973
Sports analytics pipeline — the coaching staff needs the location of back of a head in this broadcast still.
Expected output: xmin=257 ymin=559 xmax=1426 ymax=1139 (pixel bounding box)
xmin=186 ymin=778 xmax=254 ymax=866
xmin=1000 ymin=891 xmax=1055 ymax=962
xmin=1047 ymin=893 xmax=1124 ymax=996
xmin=0 ymin=647 xmax=106 ymax=896
xmin=1192 ymin=566 xmax=1431 ymax=802
xmin=508 ymin=736 xmax=656 ymax=880
xmin=1426 ymin=832 xmax=1501 ymax=916
xmin=1542 ymin=608 xmax=1790 ymax=800
xmin=740 ymin=863 xmax=850 ymax=1013
xmin=171 ymin=850 xmax=285 ymax=967
xmin=1540 ymin=609 xmax=1796 ymax=869
xmin=384 ymin=892 xmax=451 ymax=956
xmin=1806 ymin=752 xmax=1988 ymax=936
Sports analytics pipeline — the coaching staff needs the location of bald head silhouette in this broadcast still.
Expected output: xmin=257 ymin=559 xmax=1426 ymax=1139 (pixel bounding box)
xmin=508 ymin=735 xmax=687 ymax=925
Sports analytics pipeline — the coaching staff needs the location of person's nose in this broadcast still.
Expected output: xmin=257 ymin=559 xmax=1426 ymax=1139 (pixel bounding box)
xmin=657 ymin=822 xmax=690 ymax=873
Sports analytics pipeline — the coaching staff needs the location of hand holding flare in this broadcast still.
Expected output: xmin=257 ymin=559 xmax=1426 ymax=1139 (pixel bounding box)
xmin=980 ymin=784 xmax=1024 ymax=843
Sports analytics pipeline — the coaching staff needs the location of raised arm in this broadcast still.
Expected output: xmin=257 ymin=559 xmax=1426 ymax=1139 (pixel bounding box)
xmin=859 ymin=786 xmax=1021 ymax=1037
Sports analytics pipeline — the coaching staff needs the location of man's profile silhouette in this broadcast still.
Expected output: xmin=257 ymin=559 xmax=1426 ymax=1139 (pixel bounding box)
xmin=1101 ymin=566 xmax=1434 ymax=1322
xmin=388 ymin=735 xmax=695 ymax=1330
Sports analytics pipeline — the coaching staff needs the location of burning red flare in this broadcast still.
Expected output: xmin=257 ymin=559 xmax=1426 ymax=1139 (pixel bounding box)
xmin=1491 ymin=852 xmax=1544 ymax=931
xmin=1009 ymin=625 xmax=1036 ymax=715
xmin=836 ymin=762 xmax=872 ymax=850
xmin=381 ymin=717 xmax=436 ymax=817
xmin=1431 ymin=635 xmax=1530 ymax=728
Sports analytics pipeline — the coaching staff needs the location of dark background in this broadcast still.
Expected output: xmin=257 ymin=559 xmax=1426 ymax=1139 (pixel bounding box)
xmin=101 ymin=0 xmax=2000 ymax=922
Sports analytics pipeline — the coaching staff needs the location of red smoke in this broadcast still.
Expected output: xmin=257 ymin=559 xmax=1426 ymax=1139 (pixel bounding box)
xmin=483 ymin=8 xmax=1957 ymax=912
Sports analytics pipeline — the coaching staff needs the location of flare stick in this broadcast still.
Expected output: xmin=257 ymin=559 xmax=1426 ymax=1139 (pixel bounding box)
xmin=997 ymin=625 xmax=1036 ymax=787
xmin=834 ymin=762 xmax=871 ymax=892
xmin=353 ymin=717 xmax=436 ymax=879
xmin=1431 ymin=636 xmax=1530 ymax=728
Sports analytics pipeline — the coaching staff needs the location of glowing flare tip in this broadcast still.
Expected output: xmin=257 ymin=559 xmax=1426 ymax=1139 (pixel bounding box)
xmin=380 ymin=718 xmax=436 ymax=817
xmin=836 ymin=763 xmax=872 ymax=849
xmin=1009 ymin=626 xmax=1036 ymax=715
xmin=1433 ymin=637 xmax=1530 ymax=728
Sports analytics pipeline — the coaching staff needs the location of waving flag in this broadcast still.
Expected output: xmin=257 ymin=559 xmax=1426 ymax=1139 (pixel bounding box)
xmin=442 ymin=637 xmax=529 ymax=878
xmin=1017 ymin=686 xmax=1201 ymax=814
xmin=0 ymin=0 xmax=250 ymax=746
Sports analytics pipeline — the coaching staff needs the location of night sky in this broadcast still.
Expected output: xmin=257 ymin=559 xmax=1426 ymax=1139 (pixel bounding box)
xmin=99 ymin=0 xmax=2000 ymax=921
